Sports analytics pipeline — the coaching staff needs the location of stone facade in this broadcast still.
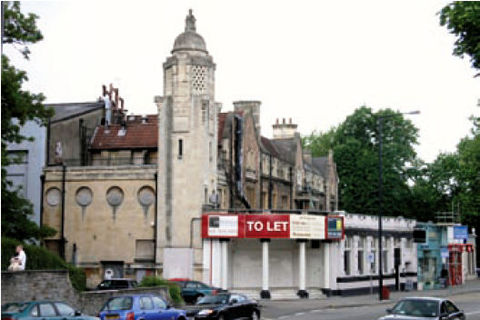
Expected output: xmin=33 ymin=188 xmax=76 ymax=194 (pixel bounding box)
xmin=42 ymin=166 xmax=157 ymax=288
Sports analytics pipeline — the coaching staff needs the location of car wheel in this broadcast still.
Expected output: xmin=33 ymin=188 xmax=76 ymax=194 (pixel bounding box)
xmin=251 ymin=311 xmax=260 ymax=320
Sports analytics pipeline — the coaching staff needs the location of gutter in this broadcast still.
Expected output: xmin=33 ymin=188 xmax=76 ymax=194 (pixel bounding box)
xmin=61 ymin=164 xmax=66 ymax=259
xmin=154 ymin=172 xmax=158 ymax=266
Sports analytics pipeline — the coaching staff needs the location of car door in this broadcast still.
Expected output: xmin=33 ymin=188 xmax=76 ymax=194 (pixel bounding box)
xmin=151 ymin=296 xmax=175 ymax=320
xmin=445 ymin=300 xmax=465 ymax=320
xmin=138 ymin=297 xmax=156 ymax=320
xmin=227 ymin=295 xmax=243 ymax=319
xmin=53 ymin=303 xmax=76 ymax=320
xmin=182 ymin=282 xmax=198 ymax=302
xmin=236 ymin=295 xmax=252 ymax=318
xmin=35 ymin=303 xmax=62 ymax=320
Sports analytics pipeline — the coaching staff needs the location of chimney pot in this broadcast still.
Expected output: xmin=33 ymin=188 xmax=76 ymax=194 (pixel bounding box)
xmin=282 ymin=118 xmax=286 ymax=124
xmin=289 ymin=118 xmax=292 ymax=124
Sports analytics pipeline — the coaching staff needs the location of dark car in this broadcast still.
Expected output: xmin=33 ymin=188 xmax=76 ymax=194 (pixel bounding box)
xmin=169 ymin=280 xmax=225 ymax=304
xmin=98 ymin=294 xmax=187 ymax=320
xmin=378 ymin=297 xmax=466 ymax=320
xmin=96 ymin=278 xmax=138 ymax=290
xmin=2 ymin=301 xmax=98 ymax=320
xmin=187 ymin=293 xmax=260 ymax=320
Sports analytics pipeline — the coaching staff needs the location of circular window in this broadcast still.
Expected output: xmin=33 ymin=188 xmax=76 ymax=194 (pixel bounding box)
xmin=76 ymin=187 xmax=93 ymax=207
xmin=138 ymin=186 xmax=155 ymax=207
xmin=106 ymin=186 xmax=124 ymax=207
xmin=46 ymin=188 xmax=61 ymax=206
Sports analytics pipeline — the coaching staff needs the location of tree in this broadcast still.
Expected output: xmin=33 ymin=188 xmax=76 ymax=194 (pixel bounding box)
xmin=439 ymin=2 xmax=480 ymax=76
xmin=1 ymin=2 xmax=55 ymax=241
xmin=305 ymin=106 xmax=419 ymax=216
xmin=302 ymin=127 xmax=336 ymax=157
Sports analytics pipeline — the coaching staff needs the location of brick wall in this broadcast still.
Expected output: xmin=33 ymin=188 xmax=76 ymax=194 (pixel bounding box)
xmin=2 ymin=271 xmax=170 ymax=316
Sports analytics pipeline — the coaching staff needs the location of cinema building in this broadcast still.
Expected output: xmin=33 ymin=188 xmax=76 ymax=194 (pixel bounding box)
xmin=202 ymin=211 xmax=418 ymax=298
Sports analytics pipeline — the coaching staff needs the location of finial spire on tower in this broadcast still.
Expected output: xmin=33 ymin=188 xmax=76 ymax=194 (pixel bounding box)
xmin=185 ymin=9 xmax=196 ymax=32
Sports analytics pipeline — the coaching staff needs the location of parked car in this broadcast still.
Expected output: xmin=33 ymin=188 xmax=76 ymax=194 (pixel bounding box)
xmin=378 ymin=297 xmax=466 ymax=320
xmin=96 ymin=278 xmax=138 ymax=290
xmin=186 ymin=293 xmax=260 ymax=320
xmin=98 ymin=294 xmax=186 ymax=320
xmin=2 ymin=301 xmax=98 ymax=320
xmin=168 ymin=280 xmax=225 ymax=304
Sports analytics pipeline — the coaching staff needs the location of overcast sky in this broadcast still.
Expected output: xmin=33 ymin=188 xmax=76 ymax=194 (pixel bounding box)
xmin=6 ymin=1 xmax=479 ymax=162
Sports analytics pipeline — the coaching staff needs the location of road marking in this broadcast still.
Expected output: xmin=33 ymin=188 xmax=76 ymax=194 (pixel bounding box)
xmin=466 ymin=311 xmax=480 ymax=316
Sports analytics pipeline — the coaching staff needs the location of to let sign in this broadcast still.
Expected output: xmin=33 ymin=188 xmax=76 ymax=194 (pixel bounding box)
xmin=202 ymin=213 xmax=342 ymax=240
xmin=245 ymin=214 xmax=290 ymax=238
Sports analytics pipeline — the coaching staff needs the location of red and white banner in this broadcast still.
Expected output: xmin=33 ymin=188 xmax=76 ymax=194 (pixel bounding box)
xmin=202 ymin=213 xmax=344 ymax=240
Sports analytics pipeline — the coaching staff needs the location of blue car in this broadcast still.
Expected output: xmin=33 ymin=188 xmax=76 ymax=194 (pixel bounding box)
xmin=99 ymin=295 xmax=186 ymax=320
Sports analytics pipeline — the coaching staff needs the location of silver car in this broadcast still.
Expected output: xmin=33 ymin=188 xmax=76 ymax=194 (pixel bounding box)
xmin=379 ymin=297 xmax=466 ymax=320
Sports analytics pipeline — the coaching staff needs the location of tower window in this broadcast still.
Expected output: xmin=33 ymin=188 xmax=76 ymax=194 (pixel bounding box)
xmin=202 ymin=100 xmax=209 ymax=123
xmin=178 ymin=139 xmax=183 ymax=159
xmin=192 ymin=65 xmax=207 ymax=95
xmin=209 ymin=142 xmax=212 ymax=162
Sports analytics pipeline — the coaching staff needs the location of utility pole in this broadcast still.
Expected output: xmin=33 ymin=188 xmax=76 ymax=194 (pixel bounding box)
xmin=377 ymin=110 xmax=419 ymax=300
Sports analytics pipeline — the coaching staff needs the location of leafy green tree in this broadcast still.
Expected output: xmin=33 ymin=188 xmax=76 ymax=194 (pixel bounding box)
xmin=1 ymin=2 xmax=55 ymax=241
xmin=439 ymin=2 xmax=480 ymax=76
xmin=305 ymin=106 xmax=419 ymax=216
xmin=302 ymin=127 xmax=336 ymax=157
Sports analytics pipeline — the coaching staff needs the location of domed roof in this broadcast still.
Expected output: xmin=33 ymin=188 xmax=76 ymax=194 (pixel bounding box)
xmin=172 ymin=10 xmax=208 ymax=54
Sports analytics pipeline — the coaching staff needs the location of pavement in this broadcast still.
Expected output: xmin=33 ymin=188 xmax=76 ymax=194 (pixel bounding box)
xmin=260 ymin=279 xmax=480 ymax=320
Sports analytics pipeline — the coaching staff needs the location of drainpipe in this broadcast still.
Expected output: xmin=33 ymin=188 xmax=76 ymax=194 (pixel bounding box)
xmin=289 ymin=167 xmax=293 ymax=209
xmin=260 ymin=153 xmax=263 ymax=209
xmin=39 ymin=174 xmax=45 ymax=243
xmin=268 ymin=154 xmax=272 ymax=209
xmin=61 ymin=164 xmax=66 ymax=260
xmin=229 ymin=118 xmax=234 ymax=208
xmin=46 ymin=119 xmax=51 ymax=165
xmin=154 ymin=173 xmax=158 ymax=266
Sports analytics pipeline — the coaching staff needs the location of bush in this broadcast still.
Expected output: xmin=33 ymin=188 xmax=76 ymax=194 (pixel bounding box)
xmin=1 ymin=237 xmax=86 ymax=291
xmin=139 ymin=276 xmax=184 ymax=305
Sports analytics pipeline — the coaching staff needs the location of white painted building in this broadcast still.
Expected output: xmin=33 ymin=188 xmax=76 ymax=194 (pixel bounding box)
xmin=202 ymin=211 xmax=417 ymax=299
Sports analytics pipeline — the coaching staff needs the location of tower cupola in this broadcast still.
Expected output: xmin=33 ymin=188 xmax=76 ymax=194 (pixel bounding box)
xmin=172 ymin=10 xmax=208 ymax=54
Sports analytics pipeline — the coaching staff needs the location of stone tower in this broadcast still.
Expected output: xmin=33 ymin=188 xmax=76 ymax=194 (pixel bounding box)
xmin=156 ymin=10 xmax=218 ymax=280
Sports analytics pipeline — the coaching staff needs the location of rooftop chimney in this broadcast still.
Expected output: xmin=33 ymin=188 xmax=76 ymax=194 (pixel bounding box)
xmin=233 ymin=100 xmax=262 ymax=134
xmin=272 ymin=117 xmax=298 ymax=139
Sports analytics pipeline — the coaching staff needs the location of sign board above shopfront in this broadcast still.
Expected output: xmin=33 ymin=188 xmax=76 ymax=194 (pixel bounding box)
xmin=202 ymin=213 xmax=344 ymax=240
xmin=453 ymin=225 xmax=468 ymax=241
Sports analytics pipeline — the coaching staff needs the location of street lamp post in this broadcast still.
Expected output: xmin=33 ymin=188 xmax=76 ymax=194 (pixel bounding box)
xmin=377 ymin=110 xmax=419 ymax=301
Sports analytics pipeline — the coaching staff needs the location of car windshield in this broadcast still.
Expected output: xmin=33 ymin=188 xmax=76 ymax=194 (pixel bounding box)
xmin=196 ymin=294 xmax=229 ymax=305
xmin=391 ymin=300 xmax=438 ymax=317
xmin=2 ymin=303 xmax=30 ymax=313
xmin=102 ymin=297 xmax=133 ymax=311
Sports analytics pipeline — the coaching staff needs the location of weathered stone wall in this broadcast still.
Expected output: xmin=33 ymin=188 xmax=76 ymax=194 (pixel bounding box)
xmin=2 ymin=270 xmax=79 ymax=306
xmin=1 ymin=271 xmax=169 ymax=316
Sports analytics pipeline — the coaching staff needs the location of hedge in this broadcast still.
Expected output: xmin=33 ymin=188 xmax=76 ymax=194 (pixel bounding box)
xmin=139 ymin=276 xmax=184 ymax=305
xmin=1 ymin=237 xmax=86 ymax=291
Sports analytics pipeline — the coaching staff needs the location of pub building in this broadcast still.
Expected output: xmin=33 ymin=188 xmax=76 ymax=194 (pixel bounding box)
xmin=202 ymin=210 xmax=419 ymax=298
